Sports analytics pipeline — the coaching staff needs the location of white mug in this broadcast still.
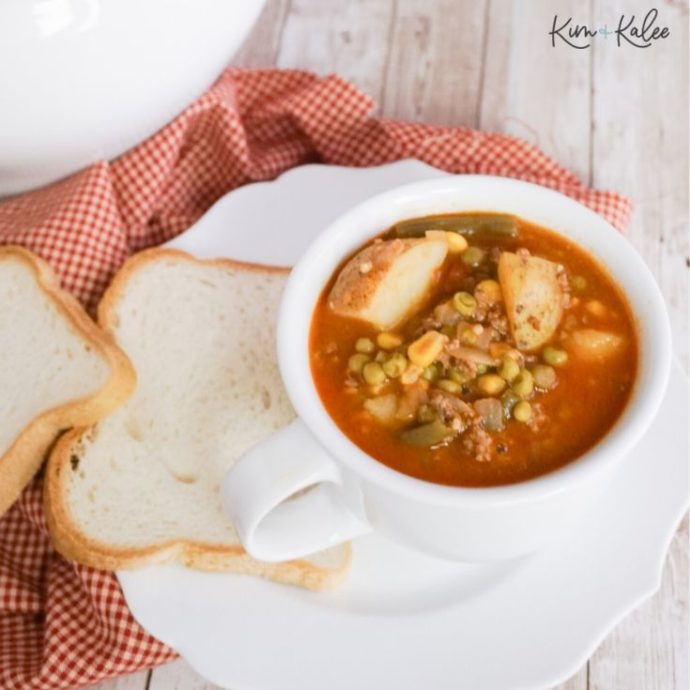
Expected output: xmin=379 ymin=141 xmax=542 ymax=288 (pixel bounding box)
xmin=221 ymin=176 xmax=671 ymax=563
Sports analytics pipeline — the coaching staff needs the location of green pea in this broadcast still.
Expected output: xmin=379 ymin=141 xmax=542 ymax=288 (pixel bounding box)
xmin=355 ymin=337 xmax=375 ymax=354
xmin=437 ymin=379 xmax=461 ymax=394
xmin=476 ymin=363 xmax=488 ymax=375
xmin=348 ymin=353 xmax=370 ymax=373
xmin=542 ymin=346 xmax=568 ymax=367
xmin=452 ymin=291 xmax=477 ymax=317
xmin=449 ymin=366 xmax=468 ymax=384
xmin=513 ymin=400 xmax=532 ymax=423
xmin=530 ymin=364 xmax=557 ymax=389
xmin=382 ymin=353 xmax=408 ymax=378
xmin=461 ymin=246 xmax=486 ymax=267
xmin=362 ymin=361 xmax=387 ymax=386
xmin=422 ymin=363 xmax=440 ymax=381
xmin=498 ymin=354 xmax=520 ymax=382
xmin=511 ymin=369 xmax=534 ymax=398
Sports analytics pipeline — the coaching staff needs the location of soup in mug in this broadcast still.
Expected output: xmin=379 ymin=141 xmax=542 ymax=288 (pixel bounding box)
xmin=309 ymin=213 xmax=638 ymax=487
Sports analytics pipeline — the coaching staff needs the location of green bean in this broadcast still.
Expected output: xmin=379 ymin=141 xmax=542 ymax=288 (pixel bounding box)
xmin=348 ymin=353 xmax=370 ymax=373
xmin=355 ymin=337 xmax=375 ymax=354
xmin=452 ymin=291 xmax=477 ymax=316
xmin=394 ymin=214 xmax=518 ymax=239
xmin=362 ymin=361 xmax=387 ymax=386
xmin=400 ymin=419 xmax=453 ymax=447
xmin=542 ymin=346 xmax=568 ymax=367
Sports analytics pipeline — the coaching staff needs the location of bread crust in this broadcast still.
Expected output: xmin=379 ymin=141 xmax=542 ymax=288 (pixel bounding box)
xmin=0 ymin=246 xmax=136 ymax=516
xmin=44 ymin=248 xmax=351 ymax=591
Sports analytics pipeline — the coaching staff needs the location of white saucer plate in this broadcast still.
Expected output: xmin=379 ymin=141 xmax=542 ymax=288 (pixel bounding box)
xmin=118 ymin=160 xmax=689 ymax=690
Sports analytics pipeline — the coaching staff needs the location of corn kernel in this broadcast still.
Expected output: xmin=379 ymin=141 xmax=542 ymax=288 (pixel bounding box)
xmin=585 ymin=299 xmax=607 ymax=318
xmin=489 ymin=342 xmax=522 ymax=362
xmin=407 ymin=330 xmax=447 ymax=368
xmin=424 ymin=230 xmax=468 ymax=253
xmin=437 ymin=378 xmax=461 ymax=394
xmin=400 ymin=364 xmax=424 ymax=385
xmin=377 ymin=332 xmax=403 ymax=350
xmin=445 ymin=232 xmax=468 ymax=253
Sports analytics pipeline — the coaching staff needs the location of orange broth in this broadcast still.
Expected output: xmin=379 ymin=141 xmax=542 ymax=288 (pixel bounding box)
xmin=309 ymin=214 xmax=638 ymax=487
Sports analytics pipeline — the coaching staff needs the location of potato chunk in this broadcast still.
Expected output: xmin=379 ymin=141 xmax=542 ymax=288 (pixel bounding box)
xmin=328 ymin=238 xmax=447 ymax=330
xmin=363 ymin=394 xmax=398 ymax=424
xmin=498 ymin=252 xmax=563 ymax=351
xmin=566 ymin=329 xmax=625 ymax=361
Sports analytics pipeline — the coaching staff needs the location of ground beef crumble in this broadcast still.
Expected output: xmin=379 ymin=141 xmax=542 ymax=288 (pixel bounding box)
xmin=461 ymin=421 xmax=493 ymax=463
xmin=429 ymin=391 xmax=494 ymax=462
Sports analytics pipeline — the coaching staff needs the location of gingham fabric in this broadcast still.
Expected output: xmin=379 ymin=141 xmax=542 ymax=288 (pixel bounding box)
xmin=0 ymin=69 xmax=632 ymax=690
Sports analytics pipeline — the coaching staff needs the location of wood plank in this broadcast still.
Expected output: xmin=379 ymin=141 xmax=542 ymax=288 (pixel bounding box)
xmin=589 ymin=0 xmax=689 ymax=372
xmin=477 ymin=9 xmax=594 ymax=685
xmin=233 ymin=0 xmax=291 ymax=68
xmin=148 ymin=659 xmax=223 ymax=690
xmin=481 ymin=0 xmax=593 ymax=180
xmin=85 ymin=670 xmax=150 ymax=690
xmin=587 ymin=2 xmax=689 ymax=688
xmin=97 ymin=2 xmax=689 ymax=690
xmin=589 ymin=515 xmax=689 ymax=690
xmin=275 ymin=0 xmax=394 ymax=102
xmin=481 ymin=8 xmax=595 ymax=474
xmin=379 ymin=0 xmax=488 ymax=126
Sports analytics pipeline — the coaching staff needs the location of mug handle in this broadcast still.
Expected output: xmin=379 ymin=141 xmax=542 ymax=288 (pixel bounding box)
xmin=221 ymin=418 xmax=372 ymax=562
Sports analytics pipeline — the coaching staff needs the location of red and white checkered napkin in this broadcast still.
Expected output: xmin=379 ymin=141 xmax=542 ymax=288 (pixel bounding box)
xmin=0 ymin=69 xmax=632 ymax=689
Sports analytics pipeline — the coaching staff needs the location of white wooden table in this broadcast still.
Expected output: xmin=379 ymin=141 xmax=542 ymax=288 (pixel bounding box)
xmin=90 ymin=1 xmax=688 ymax=688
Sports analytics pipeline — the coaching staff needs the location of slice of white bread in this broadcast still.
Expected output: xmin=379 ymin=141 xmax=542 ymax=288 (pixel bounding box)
xmin=45 ymin=249 xmax=350 ymax=590
xmin=0 ymin=246 xmax=135 ymax=516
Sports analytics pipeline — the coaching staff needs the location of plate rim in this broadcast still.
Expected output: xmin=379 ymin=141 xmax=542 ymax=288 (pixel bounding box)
xmin=118 ymin=160 xmax=690 ymax=690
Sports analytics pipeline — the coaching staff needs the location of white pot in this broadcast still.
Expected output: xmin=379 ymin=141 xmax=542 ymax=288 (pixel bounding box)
xmin=0 ymin=0 xmax=266 ymax=197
